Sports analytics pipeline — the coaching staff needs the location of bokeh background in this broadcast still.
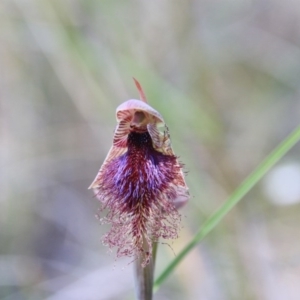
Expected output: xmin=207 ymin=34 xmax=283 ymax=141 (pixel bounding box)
xmin=1 ymin=0 xmax=300 ymax=299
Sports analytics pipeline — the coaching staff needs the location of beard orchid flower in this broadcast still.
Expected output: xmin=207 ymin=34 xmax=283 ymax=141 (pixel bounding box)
xmin=89 ymin=79 xmax=189 ymax=266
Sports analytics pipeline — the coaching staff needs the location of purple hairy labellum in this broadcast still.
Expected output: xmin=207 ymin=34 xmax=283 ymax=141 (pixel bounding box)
xmin=89 ymin=79 xmax=189 ymax=267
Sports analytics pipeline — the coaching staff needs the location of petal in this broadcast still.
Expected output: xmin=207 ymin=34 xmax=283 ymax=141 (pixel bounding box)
xmin=88 ymin=119 xmax=130 ymax=189
xmin=147 ymin=123 xmax=189 ymax=207
xmin=116 ymin=99 xmax=164 ymax=124
xmin=88 ymin=145 xmax=127 ymax=189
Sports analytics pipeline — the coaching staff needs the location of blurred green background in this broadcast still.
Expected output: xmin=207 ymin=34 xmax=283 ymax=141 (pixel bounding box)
xmin=1 ymin=0 xmax=300 ymax=299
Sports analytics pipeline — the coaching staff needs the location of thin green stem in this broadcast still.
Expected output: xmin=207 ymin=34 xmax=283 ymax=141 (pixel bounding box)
xmin=154 ymin=124 xmax=300 ymax=291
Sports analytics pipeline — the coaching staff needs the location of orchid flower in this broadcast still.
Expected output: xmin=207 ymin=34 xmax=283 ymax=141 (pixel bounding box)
xmin=89 ymin=79 xmax=189 ymax=267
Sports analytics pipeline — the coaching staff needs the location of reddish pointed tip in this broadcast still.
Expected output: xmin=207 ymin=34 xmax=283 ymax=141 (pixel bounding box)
xmin=133 ymin=77 xmax=147 ymax=103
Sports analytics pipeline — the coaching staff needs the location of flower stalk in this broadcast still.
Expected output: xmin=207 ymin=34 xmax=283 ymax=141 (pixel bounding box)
xmin=134 ymin=240 xmax=157 ymax=300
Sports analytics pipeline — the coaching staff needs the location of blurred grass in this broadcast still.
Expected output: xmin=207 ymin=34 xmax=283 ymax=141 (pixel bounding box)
xmin=1 ymin=0 xmax=300 ymax=299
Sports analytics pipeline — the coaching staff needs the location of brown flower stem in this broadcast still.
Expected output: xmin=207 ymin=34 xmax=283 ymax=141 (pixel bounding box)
xmin=134 ymin=240 xmax=157 ymax=300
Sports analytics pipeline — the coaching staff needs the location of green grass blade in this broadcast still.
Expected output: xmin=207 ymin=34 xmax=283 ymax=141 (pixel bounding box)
xmin=154 ymin=124 xmax=300 ymax=291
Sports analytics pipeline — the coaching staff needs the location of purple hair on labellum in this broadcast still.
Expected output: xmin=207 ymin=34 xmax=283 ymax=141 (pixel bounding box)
xmin=89 ymin=79 xmax=189 ymax=266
